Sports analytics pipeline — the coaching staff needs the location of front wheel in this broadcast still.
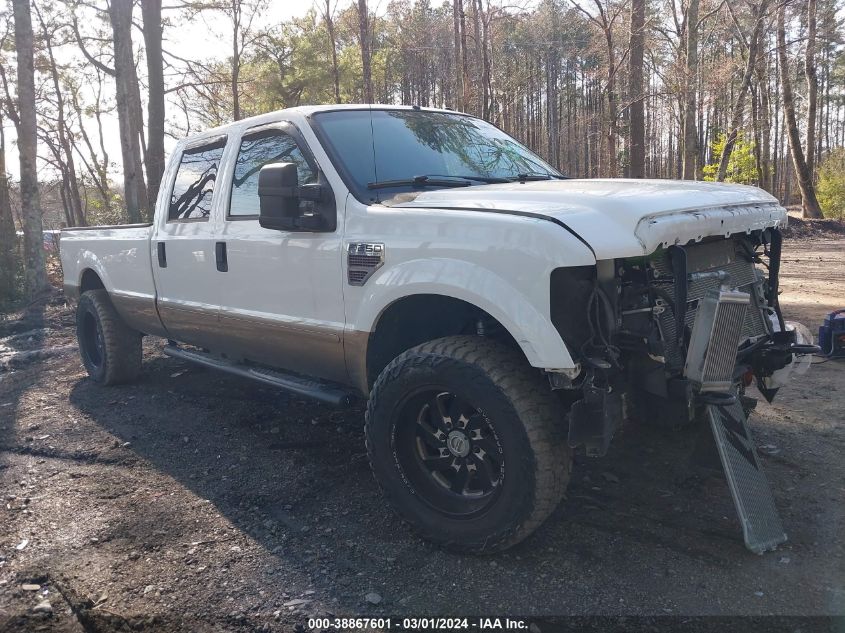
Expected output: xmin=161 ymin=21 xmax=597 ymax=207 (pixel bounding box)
xmin=365 ymin=336 xmax=571 ymax=553
xmin=76 ymin=289 xmax=142 ymax=385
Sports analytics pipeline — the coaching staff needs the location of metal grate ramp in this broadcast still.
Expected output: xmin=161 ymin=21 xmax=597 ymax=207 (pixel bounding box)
xmin=707 ymin=399 xmax=787 ymax=554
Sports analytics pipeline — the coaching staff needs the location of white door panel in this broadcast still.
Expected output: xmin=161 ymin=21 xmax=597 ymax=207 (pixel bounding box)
xmin=212 ymin=122 xmax=347 ymax=382
xmin=215 ymin=221 xmax=346 ymax=381
xmin=152 ymin=221 xmax=220 ymax=348
xmin=152 ymin=137 xmax=229 ymax=349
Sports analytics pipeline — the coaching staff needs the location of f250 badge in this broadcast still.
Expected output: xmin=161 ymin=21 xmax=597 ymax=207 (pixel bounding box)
xmin=347 ymin=242 xmax=385 ymax=286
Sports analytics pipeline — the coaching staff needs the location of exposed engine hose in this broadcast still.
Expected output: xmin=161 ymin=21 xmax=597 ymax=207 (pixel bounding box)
xmin=581 ymin=284 xmax=621 ymax=370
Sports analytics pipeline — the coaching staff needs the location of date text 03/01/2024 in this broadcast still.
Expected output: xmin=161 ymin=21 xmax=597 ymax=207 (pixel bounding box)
xmin=306 ymin=617 xmax=531 ymax=630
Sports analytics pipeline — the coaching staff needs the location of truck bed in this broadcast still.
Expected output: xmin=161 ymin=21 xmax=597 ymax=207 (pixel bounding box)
xmin=60 ymin=224 xmax=161 ymax=335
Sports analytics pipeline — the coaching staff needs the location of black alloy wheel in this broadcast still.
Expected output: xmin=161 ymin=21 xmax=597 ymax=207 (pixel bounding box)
xmin=393 ymin=389 xmax=504 ymax=518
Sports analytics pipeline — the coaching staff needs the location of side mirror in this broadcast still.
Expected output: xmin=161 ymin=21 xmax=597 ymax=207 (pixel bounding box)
xmin=258 ymin=162 xmax=333 ymax=232
xmin=258 ymin=162 xmax=299 ymax=230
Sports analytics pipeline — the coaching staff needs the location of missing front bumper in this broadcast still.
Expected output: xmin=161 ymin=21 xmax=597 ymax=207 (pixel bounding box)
xmin=706 ymin=396 xmax=787 ymax=554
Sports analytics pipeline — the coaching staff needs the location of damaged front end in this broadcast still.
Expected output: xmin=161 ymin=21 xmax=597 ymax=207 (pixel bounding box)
xmin=551 ymin=227 xmax=818 ymax=457
xmin=551 ymin=227 xmax=818 ymax=553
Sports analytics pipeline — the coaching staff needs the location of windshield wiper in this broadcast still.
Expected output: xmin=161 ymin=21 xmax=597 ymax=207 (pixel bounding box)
xmin=509 ymin=172 xmax=566 ymax=181
xmin=367 ymin=175 xmax=473 ymax=190
xmin=422 ymin=174 xmax=511 ymax=184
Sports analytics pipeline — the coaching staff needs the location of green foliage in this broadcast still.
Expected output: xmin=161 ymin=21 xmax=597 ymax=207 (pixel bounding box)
xmin=85 ymin=195 xmax=126 ymax=226
xmin=703 ymin=133 xmax=758 ymax=185
xmin=222 ymin=4 xmax=378 ymax=119
xmin=817 ymin=148 xmax=845 ymax=220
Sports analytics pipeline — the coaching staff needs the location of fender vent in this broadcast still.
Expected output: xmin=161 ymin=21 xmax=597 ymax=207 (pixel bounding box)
xmin=347 ymin=243 xmax=384 ymax=286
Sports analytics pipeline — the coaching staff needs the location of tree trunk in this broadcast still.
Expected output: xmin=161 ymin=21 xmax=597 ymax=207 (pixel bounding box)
xmin=109 ymin=0 xmax=149 ymax=223
xmin=546 ymin=51 xmax=559 ymax=168
xmin=773 ymin=39 xmax=782 ymax=195
xmin=458 ymin=0 xmax=470 ymax=109
xmin=682 ymin=0 xmax=700 ymax=179
xmin=471 ymin=0 xmax=483 ymax=116
xmin=323 ymin=0 xmax=341 ymax=104
xmin=480 ymin=5 xmax=492 ymax=119
xmin=777 ymin=2 xmax=823 ymax=218
xmin=358 ymin=0 xmax=374 ymax=103
xmin=231 ymin=0 xmax=242 ymax=120
xmin=751 ymin=80 xmax=763 ymax=185
xmin=755 ymin=54 xmax=773 ymax=191
xmin=142 ymin=0 xmax=166 ymax=206
xmin=628 ymin=0 xmax=646 ymax=178
xmin=0 ymin=113 xmax=18 ymax=305
xmin=12 ymin=0 xmax=47 ymax=297
xmin=604 ymin=30 xmax=618 ymax=177
xmin=452 ymin=0 xmax=463 ymax=110
xmin=716 ymin=0 xmax=767 ymax=181
xmin=805 ymin=0 xmax=817 ymax=176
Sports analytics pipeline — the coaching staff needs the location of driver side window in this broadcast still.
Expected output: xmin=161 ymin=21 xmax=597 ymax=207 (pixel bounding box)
xmin=229 ymin=129 xmax=316 ymax=218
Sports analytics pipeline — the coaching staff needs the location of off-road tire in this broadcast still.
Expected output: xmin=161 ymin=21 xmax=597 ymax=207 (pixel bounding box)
xmin=365 ymin=336 xmax=571 ymax=553
xmin=76 ymin=289 xmax=142 ymax=385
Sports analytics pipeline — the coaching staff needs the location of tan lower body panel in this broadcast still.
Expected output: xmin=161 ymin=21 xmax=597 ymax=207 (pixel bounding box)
xmin=111 ymin=293 xmax=364 ymax=394
xmin=343 ymin=330 xmax=371 ymax=396
xmin=109 ymin=293 xmax=169 ymax=338
xmin=213 ymin=313 xmax=350 ymax=387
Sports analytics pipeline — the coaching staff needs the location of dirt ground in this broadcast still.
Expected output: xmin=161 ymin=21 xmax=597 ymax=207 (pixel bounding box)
xmin=0 ymin=228 xmax=843 ymax=632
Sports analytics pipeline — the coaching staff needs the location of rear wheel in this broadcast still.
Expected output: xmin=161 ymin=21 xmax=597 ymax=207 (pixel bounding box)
xmin=76 ymin=289 xmax=142 ymax=385
xmin=366 ymin=336 xmax=570 ymax=552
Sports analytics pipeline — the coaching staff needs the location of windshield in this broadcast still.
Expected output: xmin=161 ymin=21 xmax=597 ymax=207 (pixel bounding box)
xmin=310 ymin=109 xmax=562 ymax=202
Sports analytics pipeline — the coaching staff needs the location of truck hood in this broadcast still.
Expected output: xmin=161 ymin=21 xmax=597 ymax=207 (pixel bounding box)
xmin=388 ymin=179 xmax=788 ymax=259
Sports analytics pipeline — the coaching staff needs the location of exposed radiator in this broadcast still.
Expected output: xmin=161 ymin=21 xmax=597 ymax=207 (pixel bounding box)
xmin=651 ymin=240 xmax=769 ymax=368
xmin=684 ymin=288 xmax=750 ymax=392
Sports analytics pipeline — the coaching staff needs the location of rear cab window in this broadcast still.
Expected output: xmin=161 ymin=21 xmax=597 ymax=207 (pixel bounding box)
xmin=168 ymin=137 xmax=227 ymax=222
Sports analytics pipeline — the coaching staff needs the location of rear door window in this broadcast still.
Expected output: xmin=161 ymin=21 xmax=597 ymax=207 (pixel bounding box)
xmin=229 ymin=129 xmax=316 ymax=218
xmin=168 ymin=138 xmax=226 ymax=221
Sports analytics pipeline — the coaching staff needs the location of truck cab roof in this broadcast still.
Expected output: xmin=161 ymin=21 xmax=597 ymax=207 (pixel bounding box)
xmin=186 ymin=104 xmax=461 ymax=145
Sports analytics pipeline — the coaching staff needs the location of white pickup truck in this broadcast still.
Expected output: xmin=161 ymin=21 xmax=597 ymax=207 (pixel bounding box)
xmin=61 ymin=105 xmax=814 ymax=553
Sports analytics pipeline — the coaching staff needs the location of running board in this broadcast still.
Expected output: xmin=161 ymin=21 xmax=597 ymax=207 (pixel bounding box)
xmin=706 ymin=398 xmax=787 ymax=554
xmin=163 ymin=345 xmax=357 ymax=408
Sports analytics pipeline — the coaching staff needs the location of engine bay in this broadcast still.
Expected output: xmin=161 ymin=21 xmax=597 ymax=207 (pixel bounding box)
xmin=551 ymin=227 xmax=817 ymax=456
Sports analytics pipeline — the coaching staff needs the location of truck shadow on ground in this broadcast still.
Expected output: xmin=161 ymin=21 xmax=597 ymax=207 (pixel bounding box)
xmin=64 ymin=348 xmax=785 ymax=614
